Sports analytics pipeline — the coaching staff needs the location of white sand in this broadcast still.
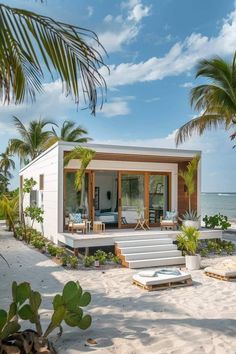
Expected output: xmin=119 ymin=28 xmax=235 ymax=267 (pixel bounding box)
xmin=1 ymin=229 xmax=236 ymax=354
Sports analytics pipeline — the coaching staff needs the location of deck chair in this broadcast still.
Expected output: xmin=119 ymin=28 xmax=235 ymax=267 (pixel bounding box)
xmin=160 ymin=211 xmax=178 ymax=230
xmin=68 ymin=213 xmax=86 ymax=234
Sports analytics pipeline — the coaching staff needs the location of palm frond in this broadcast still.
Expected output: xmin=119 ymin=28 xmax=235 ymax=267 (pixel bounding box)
xmin=176 ymin=113 xmax=227 ymax=145
xmin=0 ymin=4 xmax=108 ymax=114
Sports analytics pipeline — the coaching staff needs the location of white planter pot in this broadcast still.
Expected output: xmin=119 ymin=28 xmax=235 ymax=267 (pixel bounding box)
xmin=182 ymin=220 xmax=200 ymax=229
xmin=185 ymin=254 xmax=201 ymax=270
xmin=94 ymin=260 xmax=100 ymax=267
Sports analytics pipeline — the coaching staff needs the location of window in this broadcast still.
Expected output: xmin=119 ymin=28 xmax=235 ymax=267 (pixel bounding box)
xmin=30 ymin=190 xmax=38 ymax=206
xmin=39 ymin=174 xmax=44 ymax=190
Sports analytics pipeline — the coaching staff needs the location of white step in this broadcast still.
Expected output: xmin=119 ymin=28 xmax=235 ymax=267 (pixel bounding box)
xmin=116 ymin=238 xmax=172 ymax=248
xmin=120 ymin=243 xmax=177 ymax=254
xmin=128 ymin=256 xmax=185 ymax=269
xmin=124 ymin=250 xmax=182 ymax=261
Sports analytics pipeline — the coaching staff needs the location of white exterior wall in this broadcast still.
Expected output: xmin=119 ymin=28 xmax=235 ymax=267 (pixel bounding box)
xmin=20 ymin=146 xmax=59 ymax=243
xmin=65 ymin=159 xmax=178 ymax=212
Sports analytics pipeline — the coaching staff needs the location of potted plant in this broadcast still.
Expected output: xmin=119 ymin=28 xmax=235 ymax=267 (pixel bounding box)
xmin=182 ymin=210 xmax=200 ymax=229
xmin=177 ymin=226 xmax=201 ymax=270
xmin=179 ymin=155 xmax=200 ymax=228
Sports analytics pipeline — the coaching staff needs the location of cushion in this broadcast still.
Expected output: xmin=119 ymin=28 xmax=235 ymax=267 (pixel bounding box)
xmin=70 ymin=213 xmax=82 ymax=223
xmin=161 ymin=219 xmax=177 ymax=225
xmin=166 ymin=211 xmax=177 ymax=221
xmin=101 ymin=208 xmax=111 ymax=213
xmin=133 ymin=270 xmax=191 ymax=286
xmin=205 ymin=260 xmax=236 ymax=277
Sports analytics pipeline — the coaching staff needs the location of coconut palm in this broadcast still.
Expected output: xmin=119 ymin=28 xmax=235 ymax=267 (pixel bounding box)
xmin=176 ymin=53 xmax=236 ymax=146
xmin=0 ymin=194 xmax=19 ymax=235
xmin=64 ymin=146 xmax=95 ymax=191
xmin=9 ymin=116 xmax=55 ymax=163
xmin=0 ymin=3 xmax=107 ymax=114
xmin=0 ymin=147 xmax=15 ymax=192
xmin=46 ymin=120 xmax=92 ymax=148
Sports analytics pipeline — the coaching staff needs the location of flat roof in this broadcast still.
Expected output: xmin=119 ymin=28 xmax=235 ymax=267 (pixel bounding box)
xmin=20 ymin=141 xmax=201 ymax=173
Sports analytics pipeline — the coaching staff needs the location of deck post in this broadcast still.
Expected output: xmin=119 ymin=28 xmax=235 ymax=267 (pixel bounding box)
xmin=85 ymin=247 xmax=89 ymax=257
xmin=74 ymin=248 xmax=79 ymax=256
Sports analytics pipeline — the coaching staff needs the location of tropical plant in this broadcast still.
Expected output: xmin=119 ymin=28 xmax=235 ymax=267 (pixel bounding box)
xmin=24 ymin=206 xmax=44 ymax=229
xmin=68 ymin=255 xmax=79 ymax=269
xmin=0 ymin=147 xmax=15 ymax=193
xmin=0 ymin=281 xmax=92 ymax=353
xmin=46 ymin=120 xmax=92 ymax=148
xmin=47 ymin=244 xmax=58 ymax=257
xmin=182 ymin=210 xmax=200 ymax=221
xmin=179 ymin=155 xmax=200 ymax=213
xmin=64 ymin=146 xmax=96 ymax=191
xmin=9 ymin=116 xmax=56 ymax=163
xmin=176 ymin=226 xmax=200 ymax=256
xmin=176 ymin=53 xmax=236 ymax=146
xmin=0 ymin=3 xmax=107 ymax=114
xmin=203 ymin=213 xmax=231 ymax=230
xmin=0 ymin=194 xmax=19 ymax=235
xmin=20 ymin=177 xmax=37 ymax=240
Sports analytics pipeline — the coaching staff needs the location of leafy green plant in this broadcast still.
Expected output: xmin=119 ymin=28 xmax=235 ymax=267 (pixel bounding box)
xmin=94 ymin=250 xmax=107 ymax=265
xmin=112 ymin=256 xmax=121 ymax=264
xmin=83 ymin=256 xmax=95 ymax=267
xmin=177 ymin=226 xmax=200 ymax=256
xmin=20 ymin=178 xmax=37 ymax=241
xmin=200 ymin=248 xmax=209 ymax=257
xmin=30 ymin=237 xmax=46 ymax=251
xmin=24 ymin=206 xmax=44 ymax=230
xmin=182 ymin=210 xmax=200 ymax=221
xmin=68 ymin=256 xmax=79 ymax=269
xmin=179 ymin=155 xmax=200 ymax=213
xmin=47 ymin=244 xmax=58 ymax=257
xmin=0 ymin=194 xmax=19 ymax=236
xmin=61 ymin=255 xmax=68 ymax=267
xmin=203 ymin=214 xmax=231 ymax=230
xmin=56 ymin=248 xmax=66 ymax=259
xmin=0 ymin=281 xmax=91 ymax=352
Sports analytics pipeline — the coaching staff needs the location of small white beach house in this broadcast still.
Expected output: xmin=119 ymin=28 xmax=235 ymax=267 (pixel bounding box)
xmin=19 ymin=142 xmax=201 ymax=241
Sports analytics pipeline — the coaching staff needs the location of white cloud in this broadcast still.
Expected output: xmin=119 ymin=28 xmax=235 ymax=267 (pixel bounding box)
xmin=99 ymin=0 xmax=151 ymax=53
xmin=180 ymin=82 xmax=194 ymax=88
xmin=100 ymin=6 xmax=236 ymax=87
xmin=128 ymin=2 xmax=151 ymax=22
xmin=87 ymin=6 xmax=93 ymax=17
xmin=0 ymin=80 xmax=75 ymax=130
xmin=98 ymin=96 xmax=133 ymax=118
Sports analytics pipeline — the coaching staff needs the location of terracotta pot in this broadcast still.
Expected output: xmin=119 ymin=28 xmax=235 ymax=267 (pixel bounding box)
xmin=185 ymin=254 xmax=201 ymax=270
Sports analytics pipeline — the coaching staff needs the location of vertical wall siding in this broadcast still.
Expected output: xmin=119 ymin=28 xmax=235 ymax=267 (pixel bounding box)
xmin=20 ymin=147 xmax=59 ymax=243
xmin=177 ymin=161 xmax=198 ymax=217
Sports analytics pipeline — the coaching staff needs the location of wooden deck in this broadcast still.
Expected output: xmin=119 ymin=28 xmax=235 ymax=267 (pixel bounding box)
xmin=57 ymin=228 xmax=223 ymax=249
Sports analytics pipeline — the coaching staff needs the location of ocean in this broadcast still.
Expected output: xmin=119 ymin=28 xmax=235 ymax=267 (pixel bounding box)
xmin=201 ymin=193 xmax=236 ymax=223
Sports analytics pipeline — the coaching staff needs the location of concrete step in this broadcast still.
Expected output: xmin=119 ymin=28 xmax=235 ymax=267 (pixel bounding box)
xmin=116 ymin=238 xmax=173 ymax=248
xmin=124 ymin=250 xmax=182 ymax=261
xmin=128 ymin=256 xmax=185 ymax=269
xmin=119 ymin=243 xmax=177 ymax=254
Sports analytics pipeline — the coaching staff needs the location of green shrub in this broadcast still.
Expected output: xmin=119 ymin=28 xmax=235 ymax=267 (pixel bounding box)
xmin=112 ymin=255 xmax=121 ymax=264
xmin=61 ymin=255 xmax=68 ymax=266
xmin=200 ymin=248 xmax=209 ymax=257
xmin=47 ymin=243 xmax=58 ymax=257
xmin=83 ymin=256 xmax=95 ymax=267
xmin=31 ymin=237 xmax=46 ymax=250
xmin=56 ymin=247 xmax=66 ymax=258
xmin=94 ymin=250 xmax=107 ymax=265
xmin=176 ymin=226 xmax=200 ymax=255
xmin=68 ymin=255 xmax=79 ymax=269
xmin=203 ymin=214 xmax=231 ymax=230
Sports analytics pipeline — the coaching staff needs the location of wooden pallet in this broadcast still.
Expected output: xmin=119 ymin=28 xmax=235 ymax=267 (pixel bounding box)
xmin=132 ymin=277 xmax=192 ymax=291
xmin=205 ymin=271 xmax=236 ymax=282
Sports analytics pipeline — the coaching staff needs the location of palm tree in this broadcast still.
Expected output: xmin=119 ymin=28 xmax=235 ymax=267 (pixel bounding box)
xmin=64 ymin=146 xmax=96 ymax=191
xmin=0 ymin=194 xmax=19 ymax=235
xmin=46 ymin=120 xmax=92 ymax=147
xmin=176 ymin=53 xmax=236 ymax=146
xmin=9 ymin=116 xmax=55 ymax=163
xmin=0 ymin=3 xmax=107 ymax=114
xmin=0 ymin=147 xmax=15 ymax=192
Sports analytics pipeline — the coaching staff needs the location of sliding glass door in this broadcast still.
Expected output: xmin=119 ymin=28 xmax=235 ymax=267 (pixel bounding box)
xmin=120 ymin=173 xmax=145 ymax=226
xmin=149 ymin=174 xmax=169 ymax=226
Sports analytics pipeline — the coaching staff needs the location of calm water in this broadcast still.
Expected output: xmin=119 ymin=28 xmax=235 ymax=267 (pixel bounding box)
xmin=201 ymin=193 xmax=236 ymax=222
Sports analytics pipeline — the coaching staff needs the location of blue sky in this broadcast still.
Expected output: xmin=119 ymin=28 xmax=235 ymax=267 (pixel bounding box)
xmin=1 ymin=0 xmax=236 ymax=192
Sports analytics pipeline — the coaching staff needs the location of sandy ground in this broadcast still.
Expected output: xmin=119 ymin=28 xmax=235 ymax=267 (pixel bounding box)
xmin=1 ymin=229 xmax=236 ymax=354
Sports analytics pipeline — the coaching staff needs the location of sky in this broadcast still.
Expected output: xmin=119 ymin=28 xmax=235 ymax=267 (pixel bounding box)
xmin=1 ymin=0 xmax=236 ymax=192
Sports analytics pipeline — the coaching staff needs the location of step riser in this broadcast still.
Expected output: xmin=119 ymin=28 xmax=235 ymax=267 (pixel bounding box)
xmin=128 ymin=257 xmax=185 ymax=269
xmin=113 ymin=233 xmax=173 ymax=241
xmin=117 ymin=239 xmax=173 ymax=247
xmin=125 ymin=250 xmax=182 ymax=261
xmin=119 ymin=244 xmax=177 ymax=253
